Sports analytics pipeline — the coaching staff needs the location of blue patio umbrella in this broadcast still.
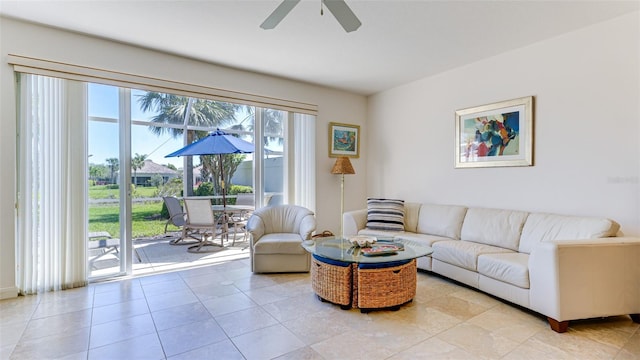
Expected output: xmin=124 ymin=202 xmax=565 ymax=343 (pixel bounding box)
xmin=166 ymin=129 xmax=254 ymax=206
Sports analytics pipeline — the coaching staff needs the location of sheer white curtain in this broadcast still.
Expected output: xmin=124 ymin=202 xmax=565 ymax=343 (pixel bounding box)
xmin=293 ymin=113 xmax=316 ymax=212
xmin=17 ymin=73 xmax=88 ymax=294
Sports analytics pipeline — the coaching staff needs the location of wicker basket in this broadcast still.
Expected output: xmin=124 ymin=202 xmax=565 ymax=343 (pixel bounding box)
xmin=352 ymin=264 xmax=359 ymax=308
xmin=357 ymin=259 xmax=417 ymax=309
xmin=311 ymin=257 xmax=353 ymax=306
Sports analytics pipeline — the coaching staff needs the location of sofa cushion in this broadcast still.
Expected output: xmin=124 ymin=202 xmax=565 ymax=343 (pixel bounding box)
xmin=253 ymin=233 xmax=306 ymax=255
xmin=416 ymin=204 xmax=467 ymax=239
xmin=519 ymin=213 xmax=621 ymax=254
xmin=478 ymin=253 xmax=530 ymax=289
xmin=432 ymin=240 xmax=512 ymax=271
xmin=357 ymin=228 xmax=404 ymax=239
xmin=394 ymin=232 xmax=453 ymax=247
xmin=366 ymin=198 xmax=405 ymax=231
xmin=404 ymin=202 xmax=421 ymax=232
xmin=460 ymin=207 xmax=529 ymax=251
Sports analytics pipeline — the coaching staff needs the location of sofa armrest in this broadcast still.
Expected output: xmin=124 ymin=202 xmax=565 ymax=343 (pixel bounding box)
xmin=343 ymin=209 xmax=368 ymax=236
xmin=529 ymin=237 xmax=640 ymax=322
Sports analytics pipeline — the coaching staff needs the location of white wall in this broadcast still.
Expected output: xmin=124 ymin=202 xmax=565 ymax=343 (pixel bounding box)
xmin=0 ymin=17 xmax=367 ymax=298
xmin=367 ymin=12 xmax=640 ymax=236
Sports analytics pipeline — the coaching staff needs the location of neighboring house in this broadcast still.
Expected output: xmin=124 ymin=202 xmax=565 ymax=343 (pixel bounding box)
xmin=192 ymin=164 xmax=204 ymax=186
xmin=131 ymin=159 xmax=178 ymax=186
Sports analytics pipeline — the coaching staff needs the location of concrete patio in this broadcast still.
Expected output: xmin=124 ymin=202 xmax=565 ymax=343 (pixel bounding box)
xmin=89 ymin=232 xmax=251 ymax=279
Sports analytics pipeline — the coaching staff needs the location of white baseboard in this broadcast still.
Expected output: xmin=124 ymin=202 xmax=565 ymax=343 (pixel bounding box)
xmin=0 ymin=286 xmax=19 ymax=299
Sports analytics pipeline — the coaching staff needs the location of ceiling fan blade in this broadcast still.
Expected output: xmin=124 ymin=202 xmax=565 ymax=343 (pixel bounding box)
xmin=260 ymin=0 xmax=301 ymax=30
xmin=322 ymin=0 xmax=362 ymax=32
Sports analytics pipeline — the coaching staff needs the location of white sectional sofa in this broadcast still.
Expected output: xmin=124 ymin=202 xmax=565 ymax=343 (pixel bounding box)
xmin=343 ymin=202 xmax=640 ymax=332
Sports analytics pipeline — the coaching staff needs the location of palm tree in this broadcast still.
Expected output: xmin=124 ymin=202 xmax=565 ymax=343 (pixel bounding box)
xmin=105 ymin=157 xmax=119 ymax=184
xmin=89 ymin=164 xmax=107 ymax=184
xmin=131 ymin=153 xmax=147 ymax=186
xmin=262 ymin=108 xmax=285 ymax=146
xmin=234 ymin=108 xmax=284 ymax=147
xmin=137 ymin=93 xmax=243 ymax=195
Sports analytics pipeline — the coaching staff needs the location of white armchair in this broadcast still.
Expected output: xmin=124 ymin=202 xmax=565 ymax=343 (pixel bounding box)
xmin=246 ymin=205 xmax=316 ymax=273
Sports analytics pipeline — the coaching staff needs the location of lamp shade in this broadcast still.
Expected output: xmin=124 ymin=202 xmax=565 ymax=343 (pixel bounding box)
xmin=331 ymin=157 xmax=355 ymax=175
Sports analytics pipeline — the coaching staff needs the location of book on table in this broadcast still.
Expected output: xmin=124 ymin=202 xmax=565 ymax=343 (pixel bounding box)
xmin=361 ymin=244 xmax=401 ymax=256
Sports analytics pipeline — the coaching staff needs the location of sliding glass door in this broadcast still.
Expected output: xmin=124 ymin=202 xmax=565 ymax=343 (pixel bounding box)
xmin=87 ymin=84 xmax=125 ymax=277
xmin=260 ymin=108 xmax=286 ymax=207
xmin=17 ymin=73 xmax=316 ymax=284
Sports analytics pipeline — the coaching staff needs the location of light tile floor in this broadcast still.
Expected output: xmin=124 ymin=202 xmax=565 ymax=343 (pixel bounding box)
xmin=2 ymin=258 xmax=639 ymax=359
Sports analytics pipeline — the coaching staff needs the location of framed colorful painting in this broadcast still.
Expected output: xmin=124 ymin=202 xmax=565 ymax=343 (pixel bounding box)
xmin=329 ymin=122 xmax=360 ymax=158
xmin=455 ymin=96 xmax=534 ymax=168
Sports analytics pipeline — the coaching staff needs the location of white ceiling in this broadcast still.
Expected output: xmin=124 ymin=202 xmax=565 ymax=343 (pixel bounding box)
xmin=1 ymin=0 xmax=638 ymax=95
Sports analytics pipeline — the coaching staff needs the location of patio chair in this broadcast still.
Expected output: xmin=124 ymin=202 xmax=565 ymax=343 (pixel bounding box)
xmin=88 ymin=231 xmax=141 ymax=269
xmin=163 ymin=196 xmax=199 ymax=245
xmin=183 ymin=197 xmax=225 ymax=253
xmin=227 ymin=193 xmax=275 ymax=244
xmin=227 ymin=194 xmax=254 ymax=244
xmin=235 ymin=193 xmax=255 ymax=206
xmin=234 ymin=193 xmax=272 ymax=206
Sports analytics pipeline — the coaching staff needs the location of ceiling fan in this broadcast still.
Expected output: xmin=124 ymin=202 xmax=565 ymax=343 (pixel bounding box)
xmin=261 ymin=0 xmax=362 ymax=33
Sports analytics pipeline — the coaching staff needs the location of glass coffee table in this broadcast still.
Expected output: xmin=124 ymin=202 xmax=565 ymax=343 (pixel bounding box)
xmin=302 ymin=237 xmax=433 ymax=312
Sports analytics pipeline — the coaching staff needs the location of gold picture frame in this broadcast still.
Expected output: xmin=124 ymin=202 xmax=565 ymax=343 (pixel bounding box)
xmin=455 ymin=96 xmax=534 ymax=168
xmin=329 ymin=122 xmax=360 ymax=158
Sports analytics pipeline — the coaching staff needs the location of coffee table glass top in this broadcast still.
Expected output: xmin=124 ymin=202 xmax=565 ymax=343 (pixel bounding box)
xmin=302 ymin=237 xmax=433 ymax=264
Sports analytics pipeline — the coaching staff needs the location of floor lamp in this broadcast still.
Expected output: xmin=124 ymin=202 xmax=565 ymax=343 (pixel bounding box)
xmin=331 ymin=157 xmax=355 ymax=237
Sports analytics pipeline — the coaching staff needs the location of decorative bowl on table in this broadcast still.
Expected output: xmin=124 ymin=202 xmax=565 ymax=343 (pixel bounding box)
xmin=347 ymin=235 xmax=377 ymax=247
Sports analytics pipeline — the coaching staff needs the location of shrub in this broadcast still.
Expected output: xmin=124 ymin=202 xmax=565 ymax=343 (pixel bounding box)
xmin=149 ymin=174 xmax=164 ymax=188
xmin=229 ymin=185 xmax=253 ymax=195
xmin=157 ymin=178 xmax=183 ymax=218
xmin=194 ymin=182 xmax=215 ymax=196
xmin=156 ymin=178 xmax=182 ymax=198
xmin=160 ymin=202 xmax=169 ymax=219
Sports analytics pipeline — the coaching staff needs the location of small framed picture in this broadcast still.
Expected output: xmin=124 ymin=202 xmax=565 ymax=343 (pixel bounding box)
xmin=455 ymin=96 xmax=534 ymax=168
xmin=329 ymin=122 xmax=360 ymax=158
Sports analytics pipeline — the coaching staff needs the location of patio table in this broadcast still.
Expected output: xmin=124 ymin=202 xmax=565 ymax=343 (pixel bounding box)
xmin=212 ymin=205 xmax=254 ymax=243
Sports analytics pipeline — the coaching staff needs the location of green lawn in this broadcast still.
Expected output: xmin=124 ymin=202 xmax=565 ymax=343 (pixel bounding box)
xmin=89 ymin=201 xmax=179 ymax=238
xmin=89 ymin=185 xmax=175 ymax=238
xmin=89 ymin=185 xmax=159 ymax=200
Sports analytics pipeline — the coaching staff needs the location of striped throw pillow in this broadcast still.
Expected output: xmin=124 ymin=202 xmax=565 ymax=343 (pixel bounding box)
xmin=366 ymin=198 xmax=405 ymax=231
